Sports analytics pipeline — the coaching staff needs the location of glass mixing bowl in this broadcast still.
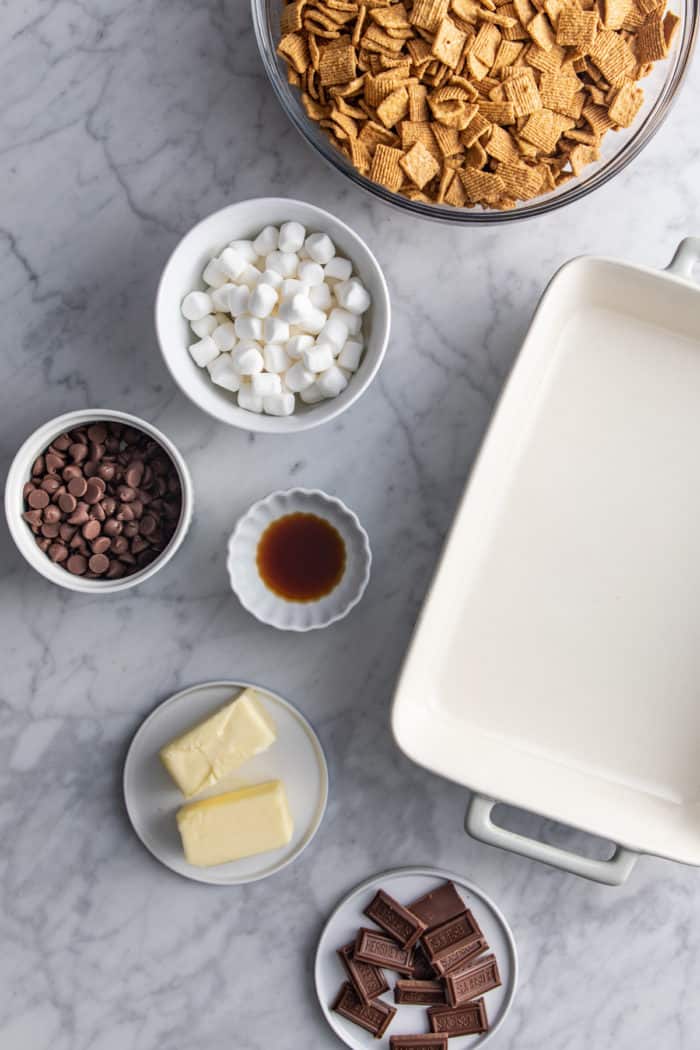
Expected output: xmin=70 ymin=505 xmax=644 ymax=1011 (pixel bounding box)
xmin=252 ymin=0 xmax=697 ymax=224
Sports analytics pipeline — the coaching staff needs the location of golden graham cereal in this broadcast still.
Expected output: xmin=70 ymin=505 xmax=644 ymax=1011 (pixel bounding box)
xmin=277 ymin=0 xmax=679 ymax=212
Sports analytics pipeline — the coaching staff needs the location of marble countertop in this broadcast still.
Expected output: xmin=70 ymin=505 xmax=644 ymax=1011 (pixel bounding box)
xmin=2 ymin=2 xmax=700 ymax=1048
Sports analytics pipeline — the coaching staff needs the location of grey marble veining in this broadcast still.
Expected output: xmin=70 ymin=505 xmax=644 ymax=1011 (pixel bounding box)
xmin=1 ymin=2 xmax=700 ymax=1048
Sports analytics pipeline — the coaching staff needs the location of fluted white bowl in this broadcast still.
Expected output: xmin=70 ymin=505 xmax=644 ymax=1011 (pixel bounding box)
xmin=227 ymin=488 xmax=371 ymax=631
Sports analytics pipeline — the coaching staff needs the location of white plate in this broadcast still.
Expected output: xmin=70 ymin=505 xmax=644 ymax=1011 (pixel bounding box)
xmin=123 ymin=680 xmax=328 ymax=885
xmin=315 ymin=867 xmax=518 ymax=1050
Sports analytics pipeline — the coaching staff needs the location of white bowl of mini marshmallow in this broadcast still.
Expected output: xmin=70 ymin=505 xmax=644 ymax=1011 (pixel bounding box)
xmin=155 ymin=199 xmax=391 ymax=432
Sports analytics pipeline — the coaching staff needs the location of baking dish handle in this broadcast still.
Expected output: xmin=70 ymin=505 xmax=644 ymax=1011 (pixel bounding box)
xmin=666 ymin=237 xmax=700 ymax=281
xmin=465 ymin=795 xmax=638 ymax=886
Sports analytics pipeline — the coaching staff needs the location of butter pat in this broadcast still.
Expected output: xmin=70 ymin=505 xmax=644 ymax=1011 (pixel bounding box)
xmin=160 ymin=689 xmax=277 ymax=797
xmin=176 ymin=780 xmax=294 ymax=867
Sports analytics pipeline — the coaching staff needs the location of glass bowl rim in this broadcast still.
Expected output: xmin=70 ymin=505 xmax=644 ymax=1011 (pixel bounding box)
xmin=252 ymin=0 xmax=699 ymax=225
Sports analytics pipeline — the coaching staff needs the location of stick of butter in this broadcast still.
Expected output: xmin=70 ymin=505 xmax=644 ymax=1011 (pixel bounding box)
xmin=176 ymin=779 xmax=294 ymax=867
xmin=160 ymin=688 xmax=277 ymax=797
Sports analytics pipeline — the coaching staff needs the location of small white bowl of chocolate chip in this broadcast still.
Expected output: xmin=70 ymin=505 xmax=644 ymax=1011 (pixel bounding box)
xmin=5 ymin=409 xmax=194 ymax=593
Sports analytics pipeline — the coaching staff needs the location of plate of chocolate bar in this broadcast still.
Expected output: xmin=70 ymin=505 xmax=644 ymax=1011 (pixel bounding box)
xmin=315 ymin=867 xmax=517 ymax=1049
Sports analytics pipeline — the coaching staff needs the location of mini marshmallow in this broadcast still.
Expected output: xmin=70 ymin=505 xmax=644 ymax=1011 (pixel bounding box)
xmin=248 ymin=282 xmax=278 ymax=319
xmin=218 ymin=247 xmax=247 ymax=281
xmin=227 ymin=285 xmax=250 ymax=316
xmin=257 ymin=268 xmax=284 ymax=290
xmin=189 ymin=336 xmax=219 ymax=368
xmin=338 ymin=339 xmax=363 ymax=372
xmin=304 ymin=232 xmax=335 ymax=265
xmin=329 ymin=306 xmax=361 ymax=336
xmin=335 ymin=277 xmax=371 ymax=314
xmin=191 ymin=314 xmax=217 ymax=338
xmin=316 ymin=364 xmax=348 ymax=398
xmin=253 ymin=225 xmax=279 ymax=257
xmin=207 ymin=354 xmax=241 ymax=392
xmin=278 ymin=292 xmax=313 ymax=326
xmin=239 ymin=263 xmax=262 ymax=289
xmin=309 ymin=283 xmax=332 ymax=311
xmin=263 ymin=392 xmax=295 ymax=416
xmin=285 ymin=361 xmax=316 ymax=392
xmin=266 ymin=250 xmax=298 ymax=278
xmin=286 ymin=334 xmax=314 ymax=359
xmin=232 ymin=343 xmax=264 ymax=375
xmin=237 ymin=384 xmax=263 ymax=413
xmin=297 ymin=260 xmax=324 ymax=286
xmin=202 ymin=259 xmax=228 ymax=288
xmin=264 ymin=316 xmax=290 ymax=344
xmin=300 ymin=383 xmax=324 ymax=404
xmin=297 ymin=304 xmax=327 ymax=335
xmin=181 ymin=291 xmax=213 ymax=321
xmin=318 ymin=317 xmax=348 ymax=351
xmin=251 ymin=371 xmax=282 ymax=396
xmin=228 ymin=240 xmax=257 ymax=264
xmin=302 ymin=342 xmax=334 ymax=373
xmin=211 ymin=284 xmax=237 ymax=311
xmin=278 ymin=221 xmax=306 ymax=253
xmin=212 ymin=322 xmax=237 ymax=352
xmin=263 ymin=343 xmax=290 ymax=373
xmin=234 ymin=315 xmax=263 ymax=341
xmin=280 ymin=278 xmax=310 ymax=303
xmin=324 ymin=257 xmax=353 ymax=282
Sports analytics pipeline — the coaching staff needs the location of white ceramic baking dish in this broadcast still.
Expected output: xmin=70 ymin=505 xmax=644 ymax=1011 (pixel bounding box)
xmin=392 ymin=238 xmax=700 ymax=886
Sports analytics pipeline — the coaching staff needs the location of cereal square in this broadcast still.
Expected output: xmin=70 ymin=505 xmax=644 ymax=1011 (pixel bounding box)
xmin=432 ymin=121 xmax=464 ymax=154
xmin=281 ymin=1 xmax=305 ymax=34
xmin=376 ymin=86 xmax=410 ymax=126
xmin=410 ymin=0 xmax=450 ymax=31
xmin=460 ymin=165 xmax=507 ymax=202
xmin=555 ymin=7 xmax=599 ymax=49
xmin=602 ymin=0 xmax=631 ymax=28
xmin=485 ymin=123 xmax=521 ymax=160
xmin=400 ymin=139 xmax=442 ymax=185
xmin=568 ymin=141 xmax=600 ymax=174
xmin=635 ymin=15 xmax=667 ymax=61
xmin=432 ymin=17 xmax=469 ymax=67
xmin=589 ymin=28 xmax=636 ymax=83
xmin=538 ymin=70 xmax=581 ymax=111
xmin=319 ymin=42 xmax=357 ymax=84
xmin=504 ymin=72 xmax=543 ymax=114
xmin=369 ymin=143 xmax=405 ymax=188
xmin=444 ymin=170 xmax=467 ymax=205
xmin=408 ymin=83 xmax=430 ymax=120
xmin=497 ymin=159 xmax=545 ymax=196
xmin=608 ymin=80 xmax=644 ymax=125
xmin=277 ymin=32 xmax=311 ymax=73
xmin=520 ymin=107 xmax=565 ymax=149
xmin=527 ymin=11 xmax=556 ymax=49
xmin=472 ymin=22 xmax=503 ymax=64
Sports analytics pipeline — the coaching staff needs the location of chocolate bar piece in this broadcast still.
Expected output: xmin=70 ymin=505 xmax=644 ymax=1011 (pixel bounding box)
xmin=423 ymin=910 xmax=483 ymax=964
xmin=332 ymin=982 xmax=396 ymax=1039
xmin=428 ymin=998 xmax=489 ymax=1036
xmin=389 ymin=1036 xmax=448 ymax=1050
xmin=355 ymin=928 xmax=415 ymax=975
xmin=338 ymin=942 xmax=390 ymax=1005
xmin=432 ymin=937 xmax=489 ymax=977
xmin=410 ymin=944 xmax=437 ymax=980
xmin=394 ymin=980 xmax=447 ymax=1006
xmin=365 ymin=889 xmax=427 ymax=950
xmin=408 ymin=881 xmax=466 ymax=931
xmin=446 ymin=954 xmax=502 ymax=1006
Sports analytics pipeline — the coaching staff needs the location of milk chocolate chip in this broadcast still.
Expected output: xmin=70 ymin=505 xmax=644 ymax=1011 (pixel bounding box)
xmin=23 ymin=420 xmax=182 ymax=582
